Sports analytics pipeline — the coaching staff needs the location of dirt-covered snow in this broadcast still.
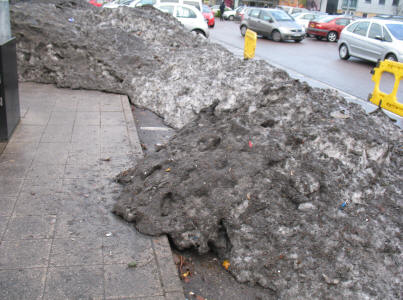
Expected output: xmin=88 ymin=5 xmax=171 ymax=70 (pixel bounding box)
xmin=10 ymin=1 xmax=403 ymax=299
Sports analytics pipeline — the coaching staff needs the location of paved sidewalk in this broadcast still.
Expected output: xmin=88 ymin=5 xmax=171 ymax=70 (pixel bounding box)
xmin=0 ymin=83 xmax=184 ymax=300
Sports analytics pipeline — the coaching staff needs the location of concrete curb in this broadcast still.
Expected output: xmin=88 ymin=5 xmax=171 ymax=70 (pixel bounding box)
xmin=121 ymin=94 xmax=185 ymax=300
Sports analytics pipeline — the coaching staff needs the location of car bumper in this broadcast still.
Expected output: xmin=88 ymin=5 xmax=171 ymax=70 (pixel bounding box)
xmin=282 ymin=33 xmax=305 ymax=40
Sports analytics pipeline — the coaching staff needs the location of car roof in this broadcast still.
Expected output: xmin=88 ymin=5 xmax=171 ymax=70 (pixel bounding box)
xmin=365 ymin=18 xmax=403 ymax=25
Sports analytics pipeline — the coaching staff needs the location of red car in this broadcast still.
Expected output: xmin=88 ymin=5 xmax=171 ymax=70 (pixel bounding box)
xmin=202 ymin=5 xmax=215 ymax=28
xmin=307 ymin=15 xmax=354 ymax=42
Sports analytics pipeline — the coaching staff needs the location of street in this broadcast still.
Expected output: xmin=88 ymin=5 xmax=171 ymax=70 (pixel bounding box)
xmin=209 ymin=20 xmax=403 ymax=107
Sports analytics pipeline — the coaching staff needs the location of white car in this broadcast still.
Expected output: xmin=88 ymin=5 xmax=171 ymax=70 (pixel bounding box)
xmin=155 ymin=3 xmax=209 ymax=38
xmin=129 ymin=0 xmax=202 ymax=11
xmin=223 ymin=9 xmax=236 ymax=21
xmin=292 ymin=12 xmax=326 ymax=32
xmin=103 ymin=0 xmax=135 ymax=8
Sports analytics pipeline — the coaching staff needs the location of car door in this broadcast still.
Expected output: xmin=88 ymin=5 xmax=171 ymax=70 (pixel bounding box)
xmin=257 ymin=10 xmax=275 ymax=37
xmin=247 ymin=8 xmax=261 ymax=32
xmin=175 ymin=5 xmax=198 ymax=31
xmin=348 ymin=21 xmax=371 ymax=60
xmin=365 ymin=22 xmax=386 ymax=61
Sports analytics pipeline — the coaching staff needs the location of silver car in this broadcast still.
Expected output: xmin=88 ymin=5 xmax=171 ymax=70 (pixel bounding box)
xmin=240 ymin=8 xmax=305 ymax=42
xmin=338 ymin=19 xmax=403 ymax=62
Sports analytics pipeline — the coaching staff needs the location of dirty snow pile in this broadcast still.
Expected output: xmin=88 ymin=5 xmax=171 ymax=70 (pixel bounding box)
xmin=11 ymin=0 xmax=274 ymax=129
xmin=114 ymin=77 xmax=402 ymax=299
xmin=11 ymin=1 xmax=403 ymax=299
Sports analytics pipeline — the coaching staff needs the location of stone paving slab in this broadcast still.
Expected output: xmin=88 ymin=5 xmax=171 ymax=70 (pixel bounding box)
xmin=0 ymin=83 xmax=184 ymax=300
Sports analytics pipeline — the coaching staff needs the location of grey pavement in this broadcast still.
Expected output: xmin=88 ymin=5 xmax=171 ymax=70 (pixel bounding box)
xmin=0 ymin=82 xmax=184 ymax=300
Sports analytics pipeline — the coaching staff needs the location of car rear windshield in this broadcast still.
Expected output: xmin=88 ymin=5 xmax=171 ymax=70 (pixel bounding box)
xmin=386 ymin=23 xmax=403 ymax=40
xmin=315 ymin=15 xmax=335 ymax=23
xmin=271 ymin=10 xmax=293 ymax=21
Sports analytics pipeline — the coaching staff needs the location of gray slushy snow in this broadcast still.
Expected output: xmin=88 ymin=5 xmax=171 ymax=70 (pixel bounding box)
xmin=11 ymin=1 xmax=403 ymax=299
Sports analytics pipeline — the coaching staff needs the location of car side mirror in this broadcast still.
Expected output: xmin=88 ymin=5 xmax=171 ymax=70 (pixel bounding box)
xmin=268 ymin=18 xmax=274 ymax=23
xmin=375 ymin=35 xmax=384 ymax=41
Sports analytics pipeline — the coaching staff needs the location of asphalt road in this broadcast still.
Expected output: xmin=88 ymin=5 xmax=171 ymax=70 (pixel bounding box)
xmin=209 ymin=19 xmax=402 ymax=104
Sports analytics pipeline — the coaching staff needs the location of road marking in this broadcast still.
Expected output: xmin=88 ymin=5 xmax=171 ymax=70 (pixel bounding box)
xmin=140 ymin=127 xmax=171 ymax=131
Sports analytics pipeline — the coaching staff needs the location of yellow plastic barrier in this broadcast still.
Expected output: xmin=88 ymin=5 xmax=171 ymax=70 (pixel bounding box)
xmin=244 ymin=29 xmax=257 ymax=60
xmin=369 ymin=60 xmax=403 ymax=117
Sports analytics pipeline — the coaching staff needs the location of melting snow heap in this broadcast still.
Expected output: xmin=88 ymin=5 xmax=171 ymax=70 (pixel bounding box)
xmin=11 ymin=1 xmax=402 ymax=299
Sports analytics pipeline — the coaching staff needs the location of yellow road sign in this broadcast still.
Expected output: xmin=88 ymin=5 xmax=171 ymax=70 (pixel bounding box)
xmin=369 ymin=60 xmax=403 ymax=117
xmin=244 ymin=29 xmax=257 ymax=60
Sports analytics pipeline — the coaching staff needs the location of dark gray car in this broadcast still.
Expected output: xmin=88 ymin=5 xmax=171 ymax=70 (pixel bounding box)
xmin=240 ymin=8 xmax=305 ymax=42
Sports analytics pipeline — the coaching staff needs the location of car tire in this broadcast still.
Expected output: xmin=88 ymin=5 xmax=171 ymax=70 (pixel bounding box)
xmin=315 ymin=35 xmax=323 ymax=40
xmin=272 ymin=30 xmax=282 ymax=42
xmin=339 ymin=44 xmax=350 ymax=60
xmin=229 ymin=15 xmax=234 ymax=21
xmin=327 ymin=31 xmax=338 ymax=42
xmin=385 ymin=54 xmax=397 ymax=62
xmin=192 ymin=29 xmax=206 ymax=38
xmin=294 ymin=38 xmax=302 ymax=43
xmin=240 ymin=25 xmax=247 ymax=37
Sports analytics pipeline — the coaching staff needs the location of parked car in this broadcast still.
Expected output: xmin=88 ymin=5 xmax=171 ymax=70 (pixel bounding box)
xmin=223 ymin=8 xmax=236 ymax=20
xmin=103 ymin=0 xmax=135 ymax=8
xmin=155 ymin=3 xmax=209 ymax=37
xmin=338 ymin=19 xmax=403 ymax=62
xmin=234 ymin=6 xmax=249 ymax=22
xmin=211 ymin=5 xmax=231 ymax=17
xmin=202 ymin=4 xmax=215 ymax=27
xmin=240 ymin=8 xmax=305 ymax=42
xmin=130 ymin=0 xmax=202 ymax=11
xmin=292 ymin=11 xmax=327 ymax=33
xmin=89 ymin=0 xmax=104 ymax=7
xmin=373 ymin=15 xmax=403 ymax=22
xmin=276 ymin=5 xmax=308 ymax=15
xmin=307 ymin=15 xmax=355 ymax=42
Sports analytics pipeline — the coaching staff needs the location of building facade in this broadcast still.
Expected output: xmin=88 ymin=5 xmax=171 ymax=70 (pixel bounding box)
xmin=319 ymin=0 xmax=402 ymax=16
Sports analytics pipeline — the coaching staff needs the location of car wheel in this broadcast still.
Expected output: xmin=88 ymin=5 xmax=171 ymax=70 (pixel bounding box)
xmin=192 ymin=29 xmax=206 ymax=38
xmin=229 ymin=15 xmax=234 ymax=21
xmin=339 ymin=44 xmax=350 ymax=60
xmin=294 ymin=38 xmax=302 ymax=43
xmin=315 ymin=35 xmax=323 ymax=40
xmin=240 ymin=25 xmax=247 ymax=37
xmin=327 ymin=31 xmax=338 ymax=42
xmin=385 ymin=54 xmax=397 ymax=62
xmin=272 ymin=30 xmax=282 ymax=42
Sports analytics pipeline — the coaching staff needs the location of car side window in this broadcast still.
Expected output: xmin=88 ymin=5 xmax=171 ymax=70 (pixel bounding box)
xmin=259 ymin=11 xmax=272 ymax=22
xmin=335 ymin=18 xmax=349 ymax=26
xmin=176 ymin=6 xmax=196 ymax=18
xmin=353 ymin=21 xmax=369 ymax=36
xmin=249 ymin=9 xmax=260 ymax=18
xmin=136 ymin=0 xmax=156 ymax=5
xmin=346 ymin=22 xmax=359 ymax=32
xmin=368 ymin=23 xmax=382 ymax=39
xmin=383 ymin=27 xmax=393 ymax=42
xmin=159 ymin=5 xmax=175 ymax=15
xmin=303 ymin=14 xmax=315 ymax=20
